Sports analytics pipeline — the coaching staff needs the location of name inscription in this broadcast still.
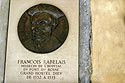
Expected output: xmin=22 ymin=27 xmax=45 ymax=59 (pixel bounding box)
xmin=17 ymin=60 xmax=66 ymax=80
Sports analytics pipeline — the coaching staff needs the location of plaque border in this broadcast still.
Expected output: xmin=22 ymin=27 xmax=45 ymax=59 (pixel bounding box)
xmin=79 ymin=0 xmax=92 ymax=83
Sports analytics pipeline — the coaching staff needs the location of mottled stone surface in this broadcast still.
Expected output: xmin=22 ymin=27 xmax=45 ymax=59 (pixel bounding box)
xmin=0 ymin=0 xmax=9 ymax=83
xmin=79 ymin=0 xmax=91 ymax=83
xmin=91 ymin=0 xmax=125 ymax=83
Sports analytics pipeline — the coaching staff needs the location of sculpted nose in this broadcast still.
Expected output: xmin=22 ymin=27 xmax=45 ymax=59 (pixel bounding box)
xmin=44 ymin=27 xmax=51 ymax=32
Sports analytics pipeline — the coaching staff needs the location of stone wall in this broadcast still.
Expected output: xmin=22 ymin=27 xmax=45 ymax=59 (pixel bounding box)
xmin=0 ymin=0 xmax=91 ymax=83
xmin=91 ymin=0 xmax=125 ymax=83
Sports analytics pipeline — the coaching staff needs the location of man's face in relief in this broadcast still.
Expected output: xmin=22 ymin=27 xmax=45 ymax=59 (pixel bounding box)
xmin=18 ymin=4 xmax=69 ymax=53
xmin=31 ymin=12 xmax=57 ymax=45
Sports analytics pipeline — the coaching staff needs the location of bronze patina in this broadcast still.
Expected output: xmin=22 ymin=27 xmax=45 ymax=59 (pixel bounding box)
xmin=18 ymin=4 xmax=69 ymax=53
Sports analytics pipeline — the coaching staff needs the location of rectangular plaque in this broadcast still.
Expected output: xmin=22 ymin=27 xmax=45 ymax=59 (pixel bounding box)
xmin=5 ymin=0 xmax=79 ymax=83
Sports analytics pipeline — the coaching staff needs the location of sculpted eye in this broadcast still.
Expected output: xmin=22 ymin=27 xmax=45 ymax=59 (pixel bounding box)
xmin=39 ymin=20 xmax=47 ymax=25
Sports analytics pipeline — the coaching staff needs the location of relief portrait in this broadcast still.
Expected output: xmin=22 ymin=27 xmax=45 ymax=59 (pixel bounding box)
xmin=18 ymin=4 xmax=69 ymax=53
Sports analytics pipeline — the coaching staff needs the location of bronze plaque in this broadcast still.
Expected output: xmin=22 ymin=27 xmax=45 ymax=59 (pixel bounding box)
xmin=18 ymin=4 xmax=69 ymax=53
